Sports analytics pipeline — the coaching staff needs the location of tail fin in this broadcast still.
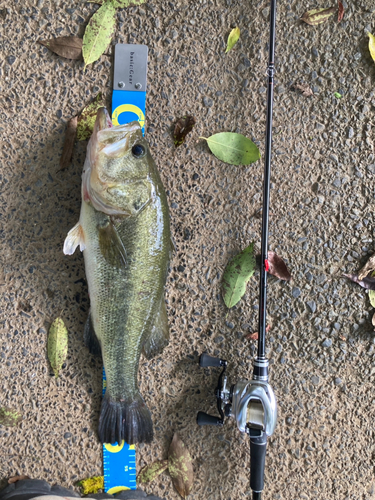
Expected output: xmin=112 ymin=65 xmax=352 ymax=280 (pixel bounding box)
xmin=98 ymin=393 xmax=154 ymax=445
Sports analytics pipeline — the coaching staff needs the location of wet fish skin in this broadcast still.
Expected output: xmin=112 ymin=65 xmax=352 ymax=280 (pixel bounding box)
xmin=64 ymin=109 xmax=171 ymax=444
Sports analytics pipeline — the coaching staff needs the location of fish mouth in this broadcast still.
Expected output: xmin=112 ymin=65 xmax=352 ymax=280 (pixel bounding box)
xmin=82 ymin=109 xmax=143 ymax=215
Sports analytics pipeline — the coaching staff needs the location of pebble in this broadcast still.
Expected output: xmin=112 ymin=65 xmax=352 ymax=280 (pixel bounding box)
xmin=311 ymin=375 xmax=320 ymax=386
xmin=348 ymin=127 xmax=354 ymax=139
xmin=7 ymin=55 xmax=16 ymax=65
xmin=306 ymin=301 xmax=316 ymax=313
xmin=292 ymin=287 xmax=301 ymax=298
xmin=64 ymin=432 xmax=72 ymax=439
xmin=334 ymin=377 xmax=342 ymax=385
xmin=203 ymin=96 xmax=213 ymax=108
xmin=322 ymin=338 xmax=332 ymax=348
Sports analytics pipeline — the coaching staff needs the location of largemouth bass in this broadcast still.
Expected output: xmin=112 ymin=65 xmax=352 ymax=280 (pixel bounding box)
xmin=63 ymin=108 xmax=171 ymax=445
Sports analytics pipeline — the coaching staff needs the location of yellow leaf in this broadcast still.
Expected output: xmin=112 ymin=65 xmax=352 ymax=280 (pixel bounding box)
xmin=368 ymin=33 xmax=375 ymax=64
xmin=300 ymin=7 xmax=335 ymax=26
xmin=47 ymin=317 xmax=68 ymax=378
xmin=77 ymin=476 xmax=104 ymax=495
xmin=225 ymin=27 xmax=240 ymax=53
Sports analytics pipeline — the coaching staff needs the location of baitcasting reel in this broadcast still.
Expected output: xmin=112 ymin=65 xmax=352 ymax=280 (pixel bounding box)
xmin=197 ymin=352 xmax=277 ymax=499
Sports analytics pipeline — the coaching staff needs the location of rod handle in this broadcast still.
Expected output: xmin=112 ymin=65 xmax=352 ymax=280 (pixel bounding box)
xmin=199 ymin=352 xmax=223 ymax=368
xmin=197 ymin=411 xmax=223 ymax=426
xmin=250 ymin=430 xmax=267 ymax=494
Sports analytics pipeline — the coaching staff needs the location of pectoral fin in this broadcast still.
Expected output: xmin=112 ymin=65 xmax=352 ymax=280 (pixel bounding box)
xmin=63 ymin=222 xmax=86 ymax=255
xmin=98 ymin=220 xmax=127 ymax=268
xmin=143 ymin=300 xmax=170 ymax=360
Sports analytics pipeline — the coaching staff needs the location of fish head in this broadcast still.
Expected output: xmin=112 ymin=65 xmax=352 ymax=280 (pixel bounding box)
xmin=83 ymin=108 xmax=154 ymax=216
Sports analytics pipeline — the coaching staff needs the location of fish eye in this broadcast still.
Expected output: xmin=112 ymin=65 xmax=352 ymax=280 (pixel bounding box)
xmin=131 ymin=144 xmax=146 ymax=158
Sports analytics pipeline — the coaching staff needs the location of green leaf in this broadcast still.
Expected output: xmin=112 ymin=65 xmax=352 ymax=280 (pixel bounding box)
xmin=368 ymin=32 xmax=375 ymax=64
xmin=77 ymin=476 xmax=104 ymax=495
xmin=300 ymin=7 xmax=335 ymax=25
xmin=200 ymin=133 xmax=260 ymax=166
xmin=0 ymin=407 xmax=22 ymax=427
xmin=225 ymin=27 xmax=240 ymax=53
xmin=82 ymin=1 xmax=116 ymax=68
xmin=334 ymin=92 xmax=342 ymax=99
xmin=137 ymin=460 xmax=169 ymax=485
xmin=111 ymin=0 xmax=145 ymax=7
xmin=222 ymin=243 xmax=255 ymax=308
xmin=48 ymin=317 xmax=68 ymax=378
xmin=77 ymin=93 xmax=106 ymax=141
xmin=168 ymin=433 xmax=194 ymax=499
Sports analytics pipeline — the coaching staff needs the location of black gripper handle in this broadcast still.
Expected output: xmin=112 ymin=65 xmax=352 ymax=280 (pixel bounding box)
xmin=250 ymin=431 xmax=267 ymax=494
xmin=197 ymin=411 xmax=223 ymax=426
xmin=199 ymin=352 xmax=222 ymax=368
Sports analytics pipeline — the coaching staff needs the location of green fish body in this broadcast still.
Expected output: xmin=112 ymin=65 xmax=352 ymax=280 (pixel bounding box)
xmin=64 ymin=109 xmax=171 ymax=444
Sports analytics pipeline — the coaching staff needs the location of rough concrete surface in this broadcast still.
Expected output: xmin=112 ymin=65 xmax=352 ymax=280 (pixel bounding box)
xmin=1 ymin=0 xmax=375 ymax=498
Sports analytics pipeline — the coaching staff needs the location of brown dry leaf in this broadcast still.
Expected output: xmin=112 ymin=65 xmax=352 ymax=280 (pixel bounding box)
xmin=173 ymin=116 xmax=196 ymax=147
xmin=59 ymin=116 xmax=77 ymax=171
xmin=38 ymin=36 xmax=83 ymax=60
xmin=291 ymin=82 xmax=315 ymax=98
xmin=342 ymin=273 xmax=375 ymax=290
xmin=338 ymin=0 xmax=344 ymax=22
xmin=8 ymin=476 xmax=30 ymax=484
xmin=358 ymin=254 xmax=375 ymax=281
xmin=245 ymin=325 xmax=271 ymax=340
xmin=300 ymin=7 xmax=335 ymax=25
xmin=168 ymin=433 xmax=194 ymax=499
xmin=267 ymin=252 xmax=292 ymax=281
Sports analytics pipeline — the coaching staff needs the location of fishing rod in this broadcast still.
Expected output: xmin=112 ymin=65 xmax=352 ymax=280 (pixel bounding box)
xmin=197 ymin=0 xmax=278 ymax=498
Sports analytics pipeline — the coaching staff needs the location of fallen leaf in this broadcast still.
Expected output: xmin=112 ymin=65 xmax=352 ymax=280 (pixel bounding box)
xmin=358 ymin=254 xmax=375 ymax=281
xmin=225 ymin=27 xmax=240 ymax=53
xmin=342 ymin=273 xmax=375 ymax=290
xmin=173 ymin=116 xmax=196 ymax=147
xmin=369 ymin=272 xmax=375 ymax=307
xmin=245 ymin=325 xmax=271 ymax=340
xmin=77 ymin=94 xmax=106 ymax=141
xmin=300 ymin=7 xmax=335 ymax=25
xmin=338 ymin=0 xmax=344 ymax=22
xmin=369 ymin=33 xmax=375 ymax=64
xmin=267 ymin=252 xmax=292 ymax=281
xmin=8 ymin=476 xmax=30 ymax=484
xmin=168 ymin=433 xmax=194 ymax=499
xmin=59 ymin=116 xmax=77 ymax=171
xmin=77 ymin=476 xmax=104 ymax=495
xmin=200 ymin=133 xmax=260 ymax=166
xmin=138 ymin=460 xmax=169 ymax=484
xmin=291 ymin=82 xmax=315 ymax=98
xmin=111 ymin=0 xmax=145 ymax=7
xmin=38 ymin=36 xmax=83 ymax=60
xmin=0 ymin=407 xmax=22 ymax=427
xmin=339 ymin=335 xmax=346 ymax=341
xmin=334 ymin=92 xmax=342 ymax=99
xmin=48 ymin=317 xmax=68 ymax=378
xmin=222 ymin=243 xmax=255 ymax=309
xmin=82 ymin=1 xmax=116 ymax=68
xmin=372 ymin=313 xmax=375 ymax=330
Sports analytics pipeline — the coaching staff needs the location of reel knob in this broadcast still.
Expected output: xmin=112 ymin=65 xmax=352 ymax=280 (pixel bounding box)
xmin=197 ymin=411 xmax=223 ymax=426
xmin=199 ymin=352 xmax=225 ymax=368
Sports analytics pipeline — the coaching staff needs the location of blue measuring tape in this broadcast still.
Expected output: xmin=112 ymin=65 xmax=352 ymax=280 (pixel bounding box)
xmin=103 ymin=43 xmax=148 ymax=494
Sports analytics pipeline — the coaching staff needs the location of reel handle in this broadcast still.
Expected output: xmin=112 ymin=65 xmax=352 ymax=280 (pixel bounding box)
xmin=199 ymin=353 xmax=224 ymax=368
xmin=250 ymin=430 xmax=267 ymax=495
xmin=197 ymin=411 xmax=223 ymax=426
